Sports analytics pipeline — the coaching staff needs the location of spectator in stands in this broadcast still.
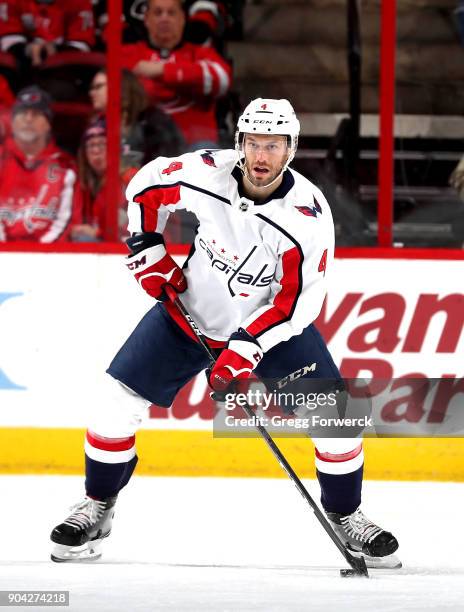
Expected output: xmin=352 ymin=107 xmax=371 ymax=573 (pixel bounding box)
xmin=0 ymin=85 xmax=79 ymax=242
xmin=185 ymin=0 xmax=227 ymax=51
xmin=71 ymin=119 xmax=132 ymax=242
xmin=122 ymin=0 xmax=232 ymax=147
xmin=0 ymin=0 xmax=95 ymax=67
xmin=89 ymin=67 xmax=185 ymax=161
xmin=93 ymin=0 xmax=227 ymax=49
xmin=0 ymin=74 xmax=13 ymax=142
xmin=71 ymin=117 xmax=181 ymax=242
xmin=0 ymin=74 xmax=13 ymax=106
xmin=90 ymin=68 xmax=146 ymax=168
xmin=0 ymin=1 xmax=26 ymax=61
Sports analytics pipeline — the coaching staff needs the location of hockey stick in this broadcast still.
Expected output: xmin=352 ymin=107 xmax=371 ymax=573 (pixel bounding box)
xmin=165 ymin=286 xmax=369 ymax=578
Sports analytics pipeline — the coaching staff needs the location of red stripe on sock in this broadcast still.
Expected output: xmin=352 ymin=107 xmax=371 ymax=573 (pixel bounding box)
xmin=315 ymin=444 xmax=363 ymax=463
xmin=86 ymin=430 xmax=135 ymax=452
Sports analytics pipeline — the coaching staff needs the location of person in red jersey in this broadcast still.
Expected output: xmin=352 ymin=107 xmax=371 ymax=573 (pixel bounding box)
xmin=122 ymin=0 xmax=232 ymax=147
xmin=185 ymin=0 xmax=227 ymax=50
xmin=0 ymin=74 xmax=13 ymax=143
xmin=0 ymin=86 xmax=79 ymax=242
xmin=71 ymin=119 xmax=133 ymax=243
xmin=29 ymin=0 xmax=95 ymax=65
xmin=0 ymin=0 xmax=26 ymax=57
xmin=93 ymin=0 xmax=228 ymax=50
xmin=72 ymin=115 xmax=183 ymax=244
xmin=0 ymin=0 xmax=95 ymax=66
xmin=0 ymin=74 xmax=13 ymax=107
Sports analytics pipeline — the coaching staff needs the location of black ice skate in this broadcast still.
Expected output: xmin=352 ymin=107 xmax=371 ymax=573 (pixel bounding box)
xmin=50 ymin=495 xmax=117 ymax=562
xmin=326 ymin=507 xmax=401 ymax=569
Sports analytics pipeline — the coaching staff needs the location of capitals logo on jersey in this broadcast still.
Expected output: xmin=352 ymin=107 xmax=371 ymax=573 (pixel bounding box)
xmin=295 ymin=198 xmax=322 ymax=218
xmin=200 ymin=151 xmax=217 ymax=168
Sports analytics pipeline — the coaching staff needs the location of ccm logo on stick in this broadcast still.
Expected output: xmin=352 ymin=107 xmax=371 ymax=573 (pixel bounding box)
xmin=276 ymin=363 xmax=317 ymax=389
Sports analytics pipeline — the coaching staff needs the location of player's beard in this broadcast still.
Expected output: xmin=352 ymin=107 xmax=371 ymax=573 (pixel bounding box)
xmin=244 ymin=159 xmax=286 ymax=189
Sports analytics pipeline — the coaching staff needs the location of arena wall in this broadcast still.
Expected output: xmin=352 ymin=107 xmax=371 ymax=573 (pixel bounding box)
xmin=0 ymin=249 xmax=463 ymax=480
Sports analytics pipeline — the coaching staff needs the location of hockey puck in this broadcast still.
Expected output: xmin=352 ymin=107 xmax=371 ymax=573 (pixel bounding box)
xmin=340 ymin=568 xmax=364 ymax=578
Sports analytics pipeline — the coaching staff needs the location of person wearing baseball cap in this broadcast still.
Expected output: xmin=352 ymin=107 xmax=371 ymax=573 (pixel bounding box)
xmin=11 ymin=86 xmax=54 ymax=155
xmin=0 ymin=85 xmax=80 ymax=242
xmin=12 ymin=86 xmax=53 ymax=118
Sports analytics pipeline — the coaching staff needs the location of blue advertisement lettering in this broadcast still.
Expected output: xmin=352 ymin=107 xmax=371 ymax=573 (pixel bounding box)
xmin=0 ymin=292 xmax=26 ymax=390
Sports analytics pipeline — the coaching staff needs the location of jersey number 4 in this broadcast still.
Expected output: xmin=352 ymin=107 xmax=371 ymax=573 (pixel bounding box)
xmin=162 ymin=161 xmax=183 ymax=175
xmin=318 ymin=249 xmax=328 ymax=276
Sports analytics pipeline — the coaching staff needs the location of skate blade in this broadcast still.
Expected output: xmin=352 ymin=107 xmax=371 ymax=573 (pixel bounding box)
xmin=350 ymin=549 xmax=402 ymax=569
xmin=50 ymin=539 xmax=104 ymax=563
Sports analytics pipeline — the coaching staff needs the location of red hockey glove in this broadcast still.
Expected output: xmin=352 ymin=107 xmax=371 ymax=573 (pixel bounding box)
xmin=126 ymin=234 xmax=186 ymax=302
xmin=208 ymin=329 xmax=263 ymax=392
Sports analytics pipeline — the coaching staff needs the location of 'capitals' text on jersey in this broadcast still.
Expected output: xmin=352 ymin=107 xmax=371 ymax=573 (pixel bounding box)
xmin=126 ymin=149 xmax=335 ymax=353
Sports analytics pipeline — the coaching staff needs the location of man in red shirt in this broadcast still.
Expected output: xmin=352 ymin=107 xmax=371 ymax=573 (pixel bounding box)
xmin=93 ymin=0 xmax=227 ymax=48
xmin=0 ymin=86 xmax=79 ymax=242
xmin=123 ymin=0 xmax=232 ymax=147
xmin=0 ymin=0 xmax=95 ymax=66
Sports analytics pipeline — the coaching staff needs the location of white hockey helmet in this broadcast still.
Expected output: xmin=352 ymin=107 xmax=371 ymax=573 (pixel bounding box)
xmin=235 ymin=98 xmax=300 ymax=169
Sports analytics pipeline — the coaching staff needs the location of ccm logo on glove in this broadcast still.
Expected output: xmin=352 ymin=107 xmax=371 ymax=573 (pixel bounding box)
xmin=126 ymin=255 xmax=147 ymax=270
xmin=126 ymin=243 xmax=187 ymax=302
xmin=208 ymin=328 xmax=263 ymax=392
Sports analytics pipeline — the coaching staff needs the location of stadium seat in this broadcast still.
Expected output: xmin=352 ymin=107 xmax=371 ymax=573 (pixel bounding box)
xmin=51 ymin=101 xmax=93 ymax=154
xmin=37 ymin=51 xmax=105 ymax=103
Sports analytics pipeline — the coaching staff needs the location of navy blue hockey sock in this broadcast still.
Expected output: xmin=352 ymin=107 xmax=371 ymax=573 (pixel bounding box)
xmin=85 ymin=455 xmax=138 ymax=499
xmin=317 ymin=464 xmax=363 ymax=516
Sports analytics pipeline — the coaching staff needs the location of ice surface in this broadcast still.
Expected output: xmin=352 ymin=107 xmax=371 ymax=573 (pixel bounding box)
xmin=0 ymin=475 xmax=463 ymax=611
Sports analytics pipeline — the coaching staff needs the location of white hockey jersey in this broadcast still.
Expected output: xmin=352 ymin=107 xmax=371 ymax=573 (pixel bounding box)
xmin=126 ymin=149 xmax=335 ymax=353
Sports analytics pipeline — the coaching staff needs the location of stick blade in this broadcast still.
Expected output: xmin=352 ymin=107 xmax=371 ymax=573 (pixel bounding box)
xmin=341 ymin=554 xmax=369 ymax=578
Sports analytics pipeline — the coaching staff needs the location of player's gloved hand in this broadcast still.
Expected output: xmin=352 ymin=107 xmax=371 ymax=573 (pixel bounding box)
xmin=126 ymin=233 xmax=187 ymax=302
xmin=208 ymin=328 xmax=263 ymax=392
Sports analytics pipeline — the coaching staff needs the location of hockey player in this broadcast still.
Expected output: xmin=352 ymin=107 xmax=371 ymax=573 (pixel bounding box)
xmin=50 ymin=98 xmax=400 ymax=568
